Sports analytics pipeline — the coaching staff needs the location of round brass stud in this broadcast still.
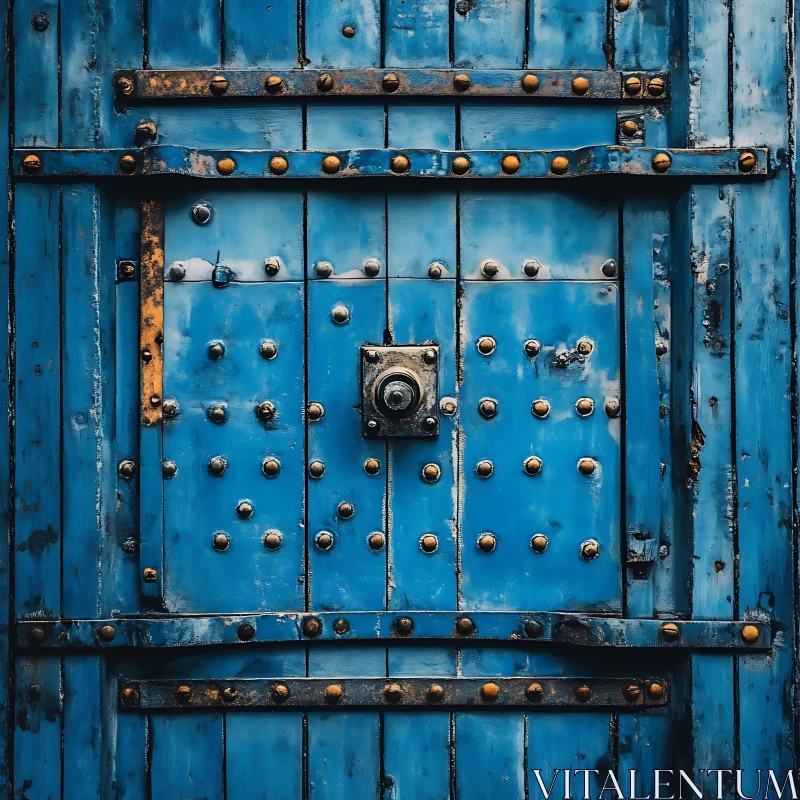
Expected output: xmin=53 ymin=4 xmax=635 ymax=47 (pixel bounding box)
xmin=385 ymin=683 xmax=404 ymax=703
xmin=647 ymin=681 xmax=664 ymax=701
xmin=303 ymin=617 xmax=323 ymax=638
xmin=624 ymin=76 xmax=642 ymax=96
xmin=738 ymin=151 xmax=756 ymax=173
xmin=237 ymin=622 xmax=256 ymax=641
xmin=481 ymin=682 xmax=500 ymax=701
xmin=580 ymin=539 xmax=600 ymax=560
xmin=135 ymin=121 xmax=158 ymax=145
xmin=391 ymin=154 xmax=410 ymax=174
xmin=572 ymin=76 xmax=590 ymax=95
xmin=605 ymin=398 xmax=621 ymax=418
xmin=455 ymin=617 xmax=476 ymax=636
xmin=647 ymin=76 xmax=665 ymax=96
xmin=741 ymin=624 xmax=760 ymax=643
xmin=576 ymin=397 xmax=595 ymax=417
xmin=526 ymin=682 xmax=544 ymax=702
xmin=121 ymin=687 xmax=139 ymax=706
xmin=621 ymin=120 xmax=640 ymax=137
xmin=364 ymin=457 xmax=380 ymax=476
xmin=623 ymin=683 xmax=641 ymax=702
xmin=271 ymin=684 xmax=290 ymax=703
xmin=478 ymin=533 xmax=497 ymax=553
xmin=161 ymin=460 xmax=178 ymax=479
xmin=22 ymin=154 xmax=42 ymax=174
xmin=322 ymin=155 xmax=341 ymax=174
xmin=394 ymin=617 xmax=414 ymax=637
xmin=309 ymin=460 xmax=325 ymax=479
xmin=118 ymin=459 xmax=136 ymax=479
xmin=208 ymin=456 xmax=227 ymax=477
xmin=420 ymin=533 xmax=439 ymax=553
xmin=481 ymin=260 xmax=499 ymax=278
xmin=452 ymin=156 xmax=470 ymax=175
xmin=660 ymin=622 xmax=680 ymax=642
xmin=222 ymin=687 xmax=239 ymax=703
xmin=476 ymin=335 xmax=496 ymax=355
xmin=115 ymin=76 xmax=134 ymax=96
xmin=476 ymin=460 xmax=494 ymax=478
xmin=175 ymin=685 xmax=193 ymax=703
xmin=210 ymin=75 xmax=229 ymax=95
xmin=213 ymin=532 xmax=230 ymax=552
xmin=532 ymin=399 xmax=551 ymax=419
xmin=118 ymin=154 xmax=137 ymax=174
xmin=236 ymin=501 xmax=254 ymax=520
xmin=325 ymin=684 xmax=343 ymax=704
xmin=550 ymin=156 xmax=569 ymax=175
xmin=255 ymin=400 xmax=276 ymax=421
xmin=263 ymin=530 xmax=282 ymax=551
xmin=525 ymin=620 xmax=543 ymax=639
xmin=652 ymin=152 xmax=672 ymax=173
xmin=337 ymin=501 xmax=354 ymax=519
xmin=382 ymin=73 xmax=400 ymax=92
xmin=575 ymin=685 xmax=592 ymax=703
xmin=501 ymin=154 xmax=521 ymax=174
xmin=524 ymin=339 xmax=541 ymax=358
xmin=317 ymin=73 xmax=334 ymax=92
xmin=479 ymin=399 xmax=498 ymax=419
xmin=453 ymin=73 xmax=471 ymax=92
xmin=307 ymin=402 xmax=325 ymax=422
xmin=331 ymin=304 xmax=350 ymax=324
xmin=263 ymin=458 xmax=281 ymax=477
xmin=342 ymin=25 xmax=356 ymax=38
xmin=422 ymin=463 xmax=441 ymax=483
xmin=333 ymin=618 xmax=349 ymax=635
xmin=265 ymin=75 xmax=284 ymax=94
xmin=315 ymin=531 xmax=334 ymax=550
xmin=98 ymin=625 xmax=116 ymax=642
xmin=270 ymin=156 xmax=289 ymax=175
xmin=530 ymin=534 xmax=548 ymax=554
xmin=615 ymin=0 xmax=631 ymax=9
xmin=143 ymin=567 xmax=158 ymax=582
xmin=427 ymin=684 xmax=445 ymax=703
xmin=522 ymin=74 xmax=540 ymax=93
xmin=524 ymin=456 xmax=543 ymax=477
xmin=216 ymin=157 xmax=236 ymax=175
xmin=260 ymin=340 xmax=278 ymax=360
xmin=577 ymin=458 xmax=596 ymax=476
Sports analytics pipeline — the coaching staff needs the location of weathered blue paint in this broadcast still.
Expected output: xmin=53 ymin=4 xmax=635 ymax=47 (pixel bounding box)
xmin=223 ymin=0 xmax=298 ymax=69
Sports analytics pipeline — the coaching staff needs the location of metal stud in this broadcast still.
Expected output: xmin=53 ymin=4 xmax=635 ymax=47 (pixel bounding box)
xmin=272 ymin=684 xmax=291 ymax=703
xmin=501 ymin=154 xmax=521 ymax=174
xmin=602 ymin=259 xmax=618 ymax=278
xmin=605 ymin=398 xmax=621 ymax=418
xmin=210 ymin=75 xmax=229 ymax=95
xmin=119 ymin=154 xmax=137 ymax=174
xmin=652 ymin=152 xmax=672 ymax=173
xmin=236 ymin=501 xmax=254 ymax=519
xmin=315 ymin=531 xmax=334 ymax=550
xmin=615 ymin=0 xmax=630 ymax=9
xmin=385 ymin=683 xmax=404 ymax=703
xmin=168 ymin=263 xmax=186 ymax=281
xmin=575 ymin=685 xmax=592 ymax=703
xmin=526 ymin=682 xmax=544 ymax=702
xmin=175 ymin=685 xmax=193 ymax=703
xmin=477 ymin=336 xmax=496 ymax=355
xmin=646 ymin=682 xmax=665 ymax=701
xmin=22 ymin=154 xmax=42 ymax=174
xmin=452 ymin=156 xmax=470 ymax=175
xmin=453 ymin=73 xmax=471 ymax=92
xmin=524 ymin=620 xmax=543 ymax=639
xmin=222 ymin=687 xmax=239 ymax=703
xmin=317 ymin=73 xmax=334 ymax=92
xmin=331 ymin=305 xmax=350 ymax=324
xmin=576 ymin=338 xmax=593 ymax=356
xmin=420 ymin=533 xmax=439 ymax=553
xmin=208 ymin=456 xmax=227 ymax=477
xmin=428 ymin=261 xmax=444 ymax=278
xmin=255 ymin=401 xmax=276 ymax=421
xmin=741 ymin=624 xmax=760 ymax=643
xmin=262 ymin=458 xmax=281 ymax=477
xmin=427 ymin=684 xmax=445 ymax=703
xmin=162 ymin=460 xmax=178 ymax=479
xmin=481 ymin=260 xmax=499 ymax=278
xmin=478 ymin=533 xmax=497 ymax=553
xmin=237 ymin=622 xmax=256 ymax=641
xmin=580 ymin=539 xmax=600 ymax=560
xmin=425 ymin=349 xmax=437 ymax=364
xmin=118 ymin=459 xmax=136 ymax=479
xmin=621 ymin=119 xmax=640 ymax=137
xmin=263 ymin=530 xmax=282 ymax=550
xmin=121 ymin=687 xmax=138 ymax=706
xmin=476 ymin=460 xmax=494 ymax=478
xmin=341 ymin=25 xmax=355 ymax=37
xmin=522 ymin=73 xmax=540 ymax=93
xmin=213 ymin=532 xmax=230 ymax=552
xmin=270 ymin=156 xmax=289 ymax=175
xmin=143 ymin=567 xmax=158 ymax=582
xmin=303 ymin=617 xmax=323 ymax=637
xmin=391 ymin=154 xmax=410 ymax=174
xmin=523 ymin=260 xmax=540 ymax=278
xmin=531 ymin=399 xmax=550 ymax=419
xmin=309 ymin=460 xmax=325 ymax=478
xmin=325 ymin=684 xmax=343 ymax=703
xmin=647 ymin=76 xmax=665 ymax=96
xmin=382 ymin=73 xmax=400 ymax=92
xmin=307 ymin=402 xmax=325 ymax=422
xmin=479 ymin=399 xmax=498 ymax=419
xmin=208 ymin=342 xmax=225 ymax=360
xmin=524 ymin=456 xmax=543 ymax=476
xmin=364 ymin=457 xmax=380 ymax=476
xmin=624 ymin=76 xmax=642 ymax=96
xmin=191 ymin=203 xmax=212 ymax=224
xmin=530 ymin=534 xmax=549 ymax=554
xmin=31 ymin=12 xmax=50 ymax=30
xmin=440 ymin=397 xmax=457 ymax=415
xmin=118 ymin=260 xmax=137 ymax=280
xmin=394 ymin=617 xmax=414 ymax=637
xmin=550 ymin=156 xmax=569 ymax=175
xmin=577 ymin=458 xmax=596 ymax=476
xmin=576 ymin=397 xmax=594 ymax=416
xmin=28 ymin=626 xmax=46 ymax=645
xmin=333 ymin=618 xmax=349 ymax=635
xmin=368 ymin=532 xmax=385 ymax=551
xmin=623 ymin=683 xmax=641 ymax=702
xmin=572 ymin=76 xmax=590 ymax=95
xmin=322 ymin=155 xmax=341 ymax=174
xmin=655 ymin=339 xmax=668 ymax=356
xmin=217 ymin=157 xmax=236 ymax=175
xmin=738 ymin=151 xmax=756 ymax=173
xmin=115 ymin=75 xmax=134 ymax=96
xmin=208 ymin=406 xmax=227 ymax=424
xmin=455 ymin=617 xmax=476 ymax=636
xmin=337 ymin=501 xmax=354 ymax=519
xmin=660 ymin=622 xmax=680 ymax=642
xmin=98 ymin=625 xmax=116 ymax=642
xmin=264 ymin=257 xmax=281 ymax=277
xmin=265 ymin=75 xmax=284 ymax=94
xmin=422 ymin=463 xmax=441 ymax=483
xmin=481 ymin=682 xmax=500 ymax=702
xmin=260 ymin=340 xmax=278 ymax=360
xmin=524 ymin=339 xmax=541 ymax=358
xmin=315 ymin=261 xmax=334 ymax=278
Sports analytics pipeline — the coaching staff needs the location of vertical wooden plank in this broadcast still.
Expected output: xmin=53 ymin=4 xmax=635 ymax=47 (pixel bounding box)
xmin=305 ymin=0 xmax=381 ymax=68
xmin=224 ymin=0 xmax=297 ymax=67
xmin=14 ymin=0 xmax=59 ymax=146
xmin=61 ymin=185 xmax=115 ymax=619
xmin=454 ymin=0 xmax=526 ymax=67
xmin=614 ymin=0 xmax=669 ymax=70
xmin=528 ymin=0 xmax=608 ymax=69
xmin=63 ymin=655 xmax=102 ymax=798
xmin=385 ymin=0 xmax=450 ymax=67
xmin=147 ymin=0 xmax=221 ymax=68
xmin=15 ymin=183 xmax=61 ymax=619
xmin=115 ymin=709 xmax=147 ymax=799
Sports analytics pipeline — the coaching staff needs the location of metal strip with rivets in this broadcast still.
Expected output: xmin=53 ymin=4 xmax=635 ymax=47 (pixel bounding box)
xmin=18 ymin=613 xmax=770 ymax=650
xmin=118 ymin=677 xmax=670 ymax=711
xmin=112 ymin=69 xmax=669 ymax=101
xmin=14 ymin=146 xmax=769 ymax=179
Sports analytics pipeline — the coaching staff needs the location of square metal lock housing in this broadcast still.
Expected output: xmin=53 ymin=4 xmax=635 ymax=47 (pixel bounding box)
xmin=360 ymin=345 xmax=440 ymax=438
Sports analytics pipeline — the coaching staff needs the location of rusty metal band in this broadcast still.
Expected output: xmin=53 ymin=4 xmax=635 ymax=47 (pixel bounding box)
xmin=15 ymin=146 xmax=769 ymax=180
xmin=113 ymin=68 xmax=669 ymax=101
xmin=18 ymin=613 xmax=770 ymax=650
xmin=118 ymin=677 xmax=670 ymax=711
xmin=139 ymin=200 xmax=164 ymax=426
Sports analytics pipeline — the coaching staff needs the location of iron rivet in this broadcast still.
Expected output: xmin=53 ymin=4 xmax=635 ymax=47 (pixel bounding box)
xmin=576 ymin=397 xmax=595 ymax=416
xmin=481 ymin=260 xmax=499 ymax=278
xmin=337 ymin=501 xmax=354 ymax=519
xmin=141 ymin=349 xmax=153 ymax=364
xmin=119 ymin=154 xmax=137 ymax=174
xmin=361 ymin=258 xmax=380 ymax=277
xmin=272 ymin=684 xmax=291 ymax=703
xmin=580 ymin=539 xmax=600 ymax=560
xmin=394 ymin=617 xmax=414 ymax=636
xmin=621 ymin=120 xmax=640 ymax=137
xmin=655 ymin=339 xmax=668 ymax=356
xmin=550 ymin=156 xmax=569 ymax=175
xmin=602 ymin=259 xmax=618 ymax=278
xmin=265 ymin=75 xmax=284 ymax=94
xmin=222 ymin=687 xmax=239 ymax=703
xmin=428 ymin=262 xmax=444 ymax=278
xmin=624 ymin=684 xmax=641 ymax=702
xmin=322 ymin=155 xmax=341 ymax=174
xmin=605 ymin=398 xmax=621 ymax=418
xmin=191 ymin=203 xmax=211 ymax=224
xmin=237 ymin=622 xmax=255 ymax=641
xmin=208 ymin=342 xmax=225 ymax=360
xmin=263 ymin=458 xmax=281 ymax=477
xmin=303 ymin=617 xmax=323 ymax=637
xmin=440 ymin=398 xmax=457 ymax=415
xmin=660 ymin=622 xmax=680 ymax=642
xmin=524 ymin=456 xmax=543 ymax=476
xmin=524 ymin=339 xmax=541 ymax=358
xmin=256 ymin=401 xmax=276 ymax=421
xmin=210 ymin=75 xmax=229 ymax=95
xmin=260 ymin=340 xmax=278 ymax=360
xmin=578 ymin=458 xmax=596 ymax=476
xmin=208 ymin=456 xmax=227 ymax=477
xmin=263 ymin=530 xmax=282 ymax=550
xmin=530 ymin=534 xmax=548 ymax=554
xmin=476 ymin=460 xmax=494 ymax=478
xmin=391 ymin=154 xmax=410 ymax=174
xmin=28 ymin=626 xmax=46 ymax=644
xmin=420 ymin=533 xmax=439 ymax=553
xmin=501 ymin=154 xmax=521 ymax=174
xmin=624 ymin=76 xmax=642 ymax=95
xmin=427 ymin=684 xmax=445 ymax=703
xmin=342 ymin=25 xmax=356 ymax=37
xmin=315 ymin=531 xmax=333 ymax=549
xmin=742 ymin=624 xmax=760 ymax=643
xmin=368 ymin=532 xmax=385 ymax=551
xmin=115 ymin=76 xmax=134 ymax=96
xmin=364 ymin=349 xmax=379 ymax=363
xmin=615 ymin=0 xmax=631 ymax=9
xmin=212 ymin=533 xmax=230 ymax=552
xmin=382 ymin=73 xmax=400 ymax=92
xmin=364 ymin=457 xmax=380 ymax=475
xmin=22 ymin=154 xmax=42 ymax=174
xmin=577 ymin=339 xmax=593 ymax=355
xmin=142 ymin=567 xmax=158 ymax=582
xmin=477 ymin=336 xmax=496 ymax=355
xmin=479 ymin=399 xmax=498 ymax=419
xmin=385 ymin=683 xmax=404 ymax=703
xmin=121 ymin=686 xmax=138 ymax=706
xmin=422 ymin=416 xmax=436 ymax=431
xmin=526 ymin=682 xmax=544 ymax=702
xmin=331 ymin=305 xmax=350 ymax=324
xmin=161 ymin=460 xmax=177 ymax=479
xmin=522 ymin=73 xmax=540 ymax=93
xmin=455 ymin=617 xmax=476 ymax=636
xmin=119 ymin=260 xmax=137 ymax=279
xmin=236 ymin=501 xmax=254 ymax=520
xmin=481 ymin=682 xmax=500 ymax=701
xmin=572 ymin=76 xmax=590 ymax=95
xmin=309 ymin=460 xmax=325 ymax=478
xmin=270 ymin=156 xmax=289 ymax=175
xmin=168 ymin=263 xmax=186 ymax=281
xmin=647 ymin=682 xmax=665 ymax=701
xmin=453 ymin=73 xmax=471 ymax=92
xmin=31 ymin=12 xmax=50 ymax=30
xmin=217 ymin=157 xmax=236 ymax=175
xmin=317 ymin=73 xmax=334 ymax=92
xmin=648 ymin=76 xmax=665 ymax=96
xmin=315 ymin=261 xmax=334 ymax=278
xmin=738 ymin=152 xmax=756 ymax=172
xmin=524 ymin=620 xmax=543 ymax=639
xmin=175 ymin=685 xmax=193 ymax=703
xmin=423 ymin=349 xmax=437 ymax=364
xmin=307 ymin=401 xmax=325 ymax=422
xmin=478 ymin=533 xmax=497 ymax=553
xmin=325 ymin=684 xmax=343 ymax=703
xmin=532 ymin=399 xmax=551 ymax=419
xmin=652 ymin=152 xmax=672 ymax=173
xmin=523 ymin=260 xmax=540 ymax=278
xmin=208 ymin=406 xmax=227 ymax=424
xmin=118 ymin=459 xmax=136 ymax=479
xmin=333 ymin=618 xmax=349 ymax=635
xmin=452 ymin=156 xmax=470 ymax=175
xmin=575 ymin=685 xmax=592 ymax=703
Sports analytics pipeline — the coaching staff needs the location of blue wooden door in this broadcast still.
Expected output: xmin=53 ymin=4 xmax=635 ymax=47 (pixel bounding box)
xmin=3 ymin=0 xmax=794 ymax=798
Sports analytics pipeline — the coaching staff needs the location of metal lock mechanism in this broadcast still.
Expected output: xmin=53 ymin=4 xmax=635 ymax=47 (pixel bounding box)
xmin=360 ymin=345 xmax=439 ymax=438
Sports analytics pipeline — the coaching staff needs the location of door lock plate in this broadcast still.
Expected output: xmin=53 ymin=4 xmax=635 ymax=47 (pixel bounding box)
xmin=360 ymin=345 xmax=439 ymax=438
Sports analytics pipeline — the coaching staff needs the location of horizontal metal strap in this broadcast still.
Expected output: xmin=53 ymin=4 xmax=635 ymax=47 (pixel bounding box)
xmin=15 ymin=146 xmax=768 ymax=180
xmin=18 ymin=612 xmax=770 ymax=650
xmin=113 ymin=68 xmax=668 ymax=102
xmin=119 ymin=677 xmax=670 ymax=711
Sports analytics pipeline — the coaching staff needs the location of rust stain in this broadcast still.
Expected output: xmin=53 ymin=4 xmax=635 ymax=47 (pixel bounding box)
xmin=140 ymin=201 xmax=164 ymax=426
xmin=688 ymin=419 xmax=706 ymax=483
